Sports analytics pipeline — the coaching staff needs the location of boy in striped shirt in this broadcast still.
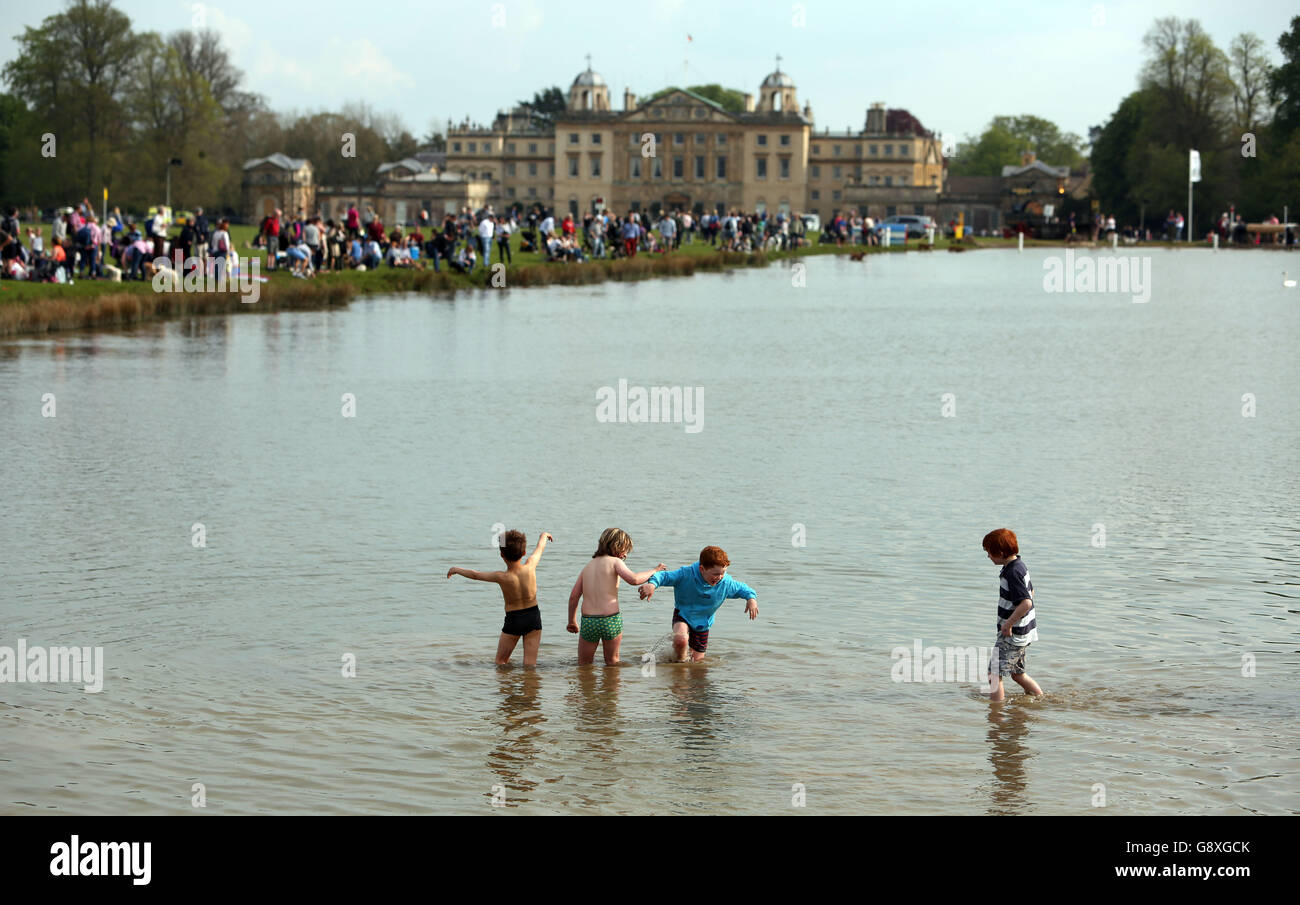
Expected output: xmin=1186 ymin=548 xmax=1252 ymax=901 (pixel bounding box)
xmin=982 ymin=529 xmax=1044 ymax=701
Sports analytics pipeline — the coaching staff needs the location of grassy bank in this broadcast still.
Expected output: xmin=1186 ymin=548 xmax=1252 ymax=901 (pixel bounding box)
xmin=2 ymin=226 xmax=1253 ymax=338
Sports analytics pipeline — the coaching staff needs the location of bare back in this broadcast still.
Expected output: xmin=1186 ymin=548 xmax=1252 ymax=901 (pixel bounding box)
xmin=497 ymin=560 xmax=539 ymax=612
xmin=578 ymin=555 xmax=626 ymax=616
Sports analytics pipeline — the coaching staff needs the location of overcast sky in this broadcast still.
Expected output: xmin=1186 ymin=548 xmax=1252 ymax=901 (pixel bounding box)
xmin=3 ymin=0 xmax=1295 ymax=148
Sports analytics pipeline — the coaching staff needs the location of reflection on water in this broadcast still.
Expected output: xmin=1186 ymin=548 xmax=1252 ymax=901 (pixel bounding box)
xmin=1 ymin=250 xmax=1298 ymax=814
xmin=985 ymin=701 xmax=1034 ymax=815
xmin=487 ymin=668 xmax=545 ymax=806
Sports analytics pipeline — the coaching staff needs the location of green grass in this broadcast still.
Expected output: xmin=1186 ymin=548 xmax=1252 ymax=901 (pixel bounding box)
xmin=0 ymin=225 xmax=1229 ymax=336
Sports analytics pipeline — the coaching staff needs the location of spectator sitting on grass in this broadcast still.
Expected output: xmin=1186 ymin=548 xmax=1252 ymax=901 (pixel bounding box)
xmin=449 ymin=241 xmax=475 ymax=273
xmin=386 ymin=235 xmax=413 ymax=268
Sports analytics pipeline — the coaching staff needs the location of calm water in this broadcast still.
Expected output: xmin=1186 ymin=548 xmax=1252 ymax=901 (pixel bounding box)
xmin=2 ymin=248 xmax=1297 ymax=815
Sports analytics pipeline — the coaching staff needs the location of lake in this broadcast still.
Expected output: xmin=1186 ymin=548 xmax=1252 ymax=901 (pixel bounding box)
xmin=2 ymin=247 xmax=1297 ymax=814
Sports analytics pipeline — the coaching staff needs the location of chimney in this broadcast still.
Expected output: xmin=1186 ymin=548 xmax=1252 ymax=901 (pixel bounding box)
xmin=865 ymin=102 xmax=886 ymax=134
xmin=743 ymin=93 xmax=755 ymax=112
xmin=803 ymin=101 xmax=813 ymax=122
xmin=624 ymin=88 xmax=637 ymax=111
xmin=1021 ymin=150 xmax=1036 ymax=166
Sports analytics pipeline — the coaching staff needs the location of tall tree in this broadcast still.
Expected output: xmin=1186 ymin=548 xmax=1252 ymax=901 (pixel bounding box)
xmin=1269 ymin=16 xmax=1300 ymax=136
xmin=1139 ymin=17 xmax=1232 ymax=149
xmin=950 ymin=115 xmax=1086 ymax=177
xmin=1227 ymin=33 xmax=1274 ymax=134
xmin=3 ymin=0 xmax=141 ymax=196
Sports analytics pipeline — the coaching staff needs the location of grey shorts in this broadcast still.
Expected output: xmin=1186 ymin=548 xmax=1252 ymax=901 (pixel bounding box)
xmin=992 ymin=636 xmax=1029 ymax=676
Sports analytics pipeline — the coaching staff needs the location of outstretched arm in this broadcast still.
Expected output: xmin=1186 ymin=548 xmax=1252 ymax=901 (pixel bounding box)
xmin=446 ymin=567 xmax=501 ymax=583
xmin=616 ymin=560 xmax=668 ymax=586
xmin=525 ymin=532 xmax=554 ymax=566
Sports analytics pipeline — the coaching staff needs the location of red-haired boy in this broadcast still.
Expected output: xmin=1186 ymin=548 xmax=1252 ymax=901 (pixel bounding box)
xmin=982 ymin=528 xmax=1044 ymax=701
xmin=638 ymin=545 xmax=758 ymax=661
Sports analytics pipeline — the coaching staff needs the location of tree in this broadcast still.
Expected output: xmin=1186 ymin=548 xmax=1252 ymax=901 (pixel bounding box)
xmin=1227 ymin=33 xmax=1274 ymax=134
xmin=1140 ymin=17 xmax=1232 ymax=149
xmin=646 ymin=84 xmax=746 ymax=113
xmin=3 ymin=0 xmax=141 ymax=197
xmin=949 ymin=115 xmax=1086 ymax=177
xmin=1269 ymin=16 xmax=1300 ymax=137
xmin=515 ymin=87 xmax=565 ymax=127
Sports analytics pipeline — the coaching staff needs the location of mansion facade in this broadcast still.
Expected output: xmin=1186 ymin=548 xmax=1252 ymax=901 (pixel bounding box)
xmin=443 ymin=61 xmax=945 ymax=223
xmin=241 ymin=60 xmax=1088 ymax=233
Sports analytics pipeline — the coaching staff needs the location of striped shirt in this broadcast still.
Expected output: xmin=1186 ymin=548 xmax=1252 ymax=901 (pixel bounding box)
xmin=997 ymin=556 xmax=1038 ymax=646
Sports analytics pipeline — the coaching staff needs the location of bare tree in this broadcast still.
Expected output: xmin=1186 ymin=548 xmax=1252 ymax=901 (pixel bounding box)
xmin=1228 ymin=32 xmax=1275 ymax=133
xmin=1140 ymin=17 xmax=1232 ymax=148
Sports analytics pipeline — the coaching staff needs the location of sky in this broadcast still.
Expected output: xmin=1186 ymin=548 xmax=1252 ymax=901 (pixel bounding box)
xmin=2 ymin=0 xmax=1296 ymax=149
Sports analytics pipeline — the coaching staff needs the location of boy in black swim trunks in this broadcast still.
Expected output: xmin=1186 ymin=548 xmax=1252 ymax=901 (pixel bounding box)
xmin=447 ymin=529 xmax=552 ymax=666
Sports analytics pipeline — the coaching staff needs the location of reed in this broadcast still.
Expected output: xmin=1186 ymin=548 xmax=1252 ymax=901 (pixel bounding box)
xmin=0 ymin=280 xmax=357 ymax=338
xmin=1 ymin=246 xmax=780 ymax=338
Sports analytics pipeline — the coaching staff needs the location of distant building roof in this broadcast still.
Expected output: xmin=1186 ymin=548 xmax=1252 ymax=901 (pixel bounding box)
xmin=243 ymin=153 xmax=308 ymax=171
xmin=1001 ymin=160 xmax=1069 ymax=179
xmin=376 ymin=158 xmax=427 ymax=177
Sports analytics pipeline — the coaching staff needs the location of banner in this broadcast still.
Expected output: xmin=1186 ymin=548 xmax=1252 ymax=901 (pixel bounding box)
xmin=1189 ymin=150 xmax=1201 ymax=183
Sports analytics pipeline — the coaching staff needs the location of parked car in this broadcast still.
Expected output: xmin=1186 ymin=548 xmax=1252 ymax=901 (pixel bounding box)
xmin=874 ymin=214 xmax=937 ymax=239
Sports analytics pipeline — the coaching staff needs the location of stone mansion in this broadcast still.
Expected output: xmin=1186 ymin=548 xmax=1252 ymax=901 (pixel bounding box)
xmin=243 ymin=59 xmax=1081 ymax=233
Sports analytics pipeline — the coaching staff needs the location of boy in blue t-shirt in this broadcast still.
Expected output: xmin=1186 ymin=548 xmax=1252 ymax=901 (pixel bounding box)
xmin=639 ymin=545 xmax=757 ymax=661
xmin=982 ymin=528 xmax=1044 ymax=701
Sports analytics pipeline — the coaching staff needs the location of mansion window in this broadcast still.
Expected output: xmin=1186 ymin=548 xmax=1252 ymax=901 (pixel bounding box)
xmin=716 ymin=156 xmax=727 ymax=179
xmin=812 ymin=165 xmax=821 ymax=179
xmin=695 ymin=156 xmax=705 ymax=179
xmin=755 ymin=156 xmax=767 ymax=179
xmin=779 ymin=157 xmax=790 ymax=179
xmin=756 ymin=134 xmax=768 ymax=146
xmin=568 ymin=157 xmax=579 ymax=177
xmin=590 ymin=155 xmax=602 ymax=177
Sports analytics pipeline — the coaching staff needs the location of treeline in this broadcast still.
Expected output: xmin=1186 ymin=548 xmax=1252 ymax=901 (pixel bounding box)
xmin=1091 ymin=16 xmax=1300 ymax=226
xmin=0 ymin=0 xmax=432 ymax=215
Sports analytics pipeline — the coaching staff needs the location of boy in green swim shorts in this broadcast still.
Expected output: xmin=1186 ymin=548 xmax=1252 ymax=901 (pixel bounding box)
xmin=567 ymin=528 xmax=665 ymax=665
